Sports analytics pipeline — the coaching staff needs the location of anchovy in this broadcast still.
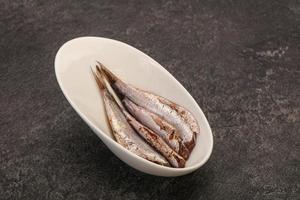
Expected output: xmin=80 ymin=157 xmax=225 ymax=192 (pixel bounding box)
xmin=123 ymin=110 xmax=185 ymax=168
xmin=99 ymin=63 xmax=199 ymax=159
xmin=91 ymin=66 xmax=169 ymax=166
xmin=123 ymin=98 xmax=181 ymax=153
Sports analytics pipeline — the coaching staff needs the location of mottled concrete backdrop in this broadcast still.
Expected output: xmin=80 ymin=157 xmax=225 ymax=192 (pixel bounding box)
xmin=0 ymin=0 xmax=299 ymax=199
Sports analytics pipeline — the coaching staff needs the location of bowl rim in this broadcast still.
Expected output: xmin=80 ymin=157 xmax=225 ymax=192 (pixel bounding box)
xmin=54 ymin=36 xmax=214 ymax=173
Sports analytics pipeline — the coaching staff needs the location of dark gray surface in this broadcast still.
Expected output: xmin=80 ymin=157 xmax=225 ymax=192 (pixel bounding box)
xmin=1 ymin=0 xmax=299 ymax=199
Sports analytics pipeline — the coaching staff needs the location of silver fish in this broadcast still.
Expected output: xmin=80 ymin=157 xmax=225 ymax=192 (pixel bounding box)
xmin=99 ymin=63 xmax=199 ymax=159
xmin=91 ymin=66 xmax=169 ymax=166
xmin=123 ymin=98 xmax=181 ymax=153
xmin=123 ymin=110 xmax=185 ymax=168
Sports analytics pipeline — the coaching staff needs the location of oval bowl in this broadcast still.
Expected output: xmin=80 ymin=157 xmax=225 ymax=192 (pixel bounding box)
xmin=54 ymin=36 xmax=213 ymax=177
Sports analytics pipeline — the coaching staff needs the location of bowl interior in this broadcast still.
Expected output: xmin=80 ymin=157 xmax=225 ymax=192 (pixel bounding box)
xmin=55 ymin=37 xmax=213 ymax=168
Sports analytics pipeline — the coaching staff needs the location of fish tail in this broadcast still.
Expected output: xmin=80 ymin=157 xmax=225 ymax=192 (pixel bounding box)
xmin=97 ymin=61 xmax=118 ymax=83
xmin=91 ymin=64 xmax=106 ymax=90
xmin=95 ymin=62 xmax=126 ymax=111
xmin=97 ymin=62 xmax=126 ymax=101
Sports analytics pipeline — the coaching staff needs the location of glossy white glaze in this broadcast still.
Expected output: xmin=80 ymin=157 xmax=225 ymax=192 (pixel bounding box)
xmin=55 ymin=37 xmax=213 ymax=177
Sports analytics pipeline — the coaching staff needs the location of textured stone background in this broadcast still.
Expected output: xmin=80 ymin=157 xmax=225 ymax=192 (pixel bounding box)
xmin=1 ymin=0 xmax=299 ymax=199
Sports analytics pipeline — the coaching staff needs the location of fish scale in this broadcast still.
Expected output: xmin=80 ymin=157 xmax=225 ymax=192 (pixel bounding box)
xmin=92 ymin=67 xmax=169 ymax=166
xmin=100 ymin=64 xmax=199 ymax=159
xmin=123 ymin=98 xmax=181 ymax=153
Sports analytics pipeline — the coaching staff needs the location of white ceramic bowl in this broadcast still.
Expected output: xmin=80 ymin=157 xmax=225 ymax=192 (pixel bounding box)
xmin=55 ymin=37 xmax=213 ymax=177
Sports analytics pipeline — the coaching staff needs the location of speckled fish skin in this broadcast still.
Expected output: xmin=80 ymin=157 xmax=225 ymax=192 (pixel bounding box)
xmin=156 ymin=97 xmax=200 ymax=135
xmin=92 ymin=67 xmax=169 ymax=167
xmin=123 ymin=110 xmax=185 ymax=168
xmin=100 ymin=64 xmax=198 ymax=159
xmin=123 ymin=98 xmax=181 ymax=153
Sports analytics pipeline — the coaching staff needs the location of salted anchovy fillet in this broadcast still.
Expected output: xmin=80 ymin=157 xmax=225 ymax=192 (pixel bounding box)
xmin=99 ymin=63 xmax=198 ymax=159
xmin=91 ymin=66 xmax=169 ymax=166
xmin=123 ymin=110 xmax=185 ymax=168
xmin=154 ymin=97 xmax=200 ymax=135
xmin=123 ymin=98 xmax=181 ymax=153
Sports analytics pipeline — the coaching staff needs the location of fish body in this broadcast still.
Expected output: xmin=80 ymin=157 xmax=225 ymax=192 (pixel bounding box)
xmin=92 ymin=67 xmax=169 ymax=166
xmin=123 ymin=98 xmax=181 ymax=153
xmin=123 ymin=110 xmax=185 ymax=168
xmin=100 ymin=65 xmax=199 ymax=159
